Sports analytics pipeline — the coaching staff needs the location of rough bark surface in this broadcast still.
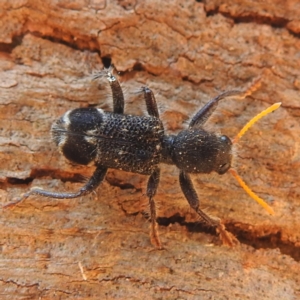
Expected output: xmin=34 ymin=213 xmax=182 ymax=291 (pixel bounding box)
xmin=0 ymin=0 xmax=299 ymax=299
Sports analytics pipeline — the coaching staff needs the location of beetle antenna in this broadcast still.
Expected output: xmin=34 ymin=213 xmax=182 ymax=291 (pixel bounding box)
xmin=230 ymin=169 xmax=274 ymax=215
xmin=231 ymin=102 xmax=281 ymax=215
xmin=233 ymin=102 xmax=281 ymax=143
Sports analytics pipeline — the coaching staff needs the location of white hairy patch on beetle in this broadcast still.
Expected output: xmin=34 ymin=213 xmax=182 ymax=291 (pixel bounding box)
xmin=51 ymin=122 xmax=67 ymax=148
xmin=84 ymin=136 xmax=97 ymax=145
xmin=84 ymin=128 xmax=98 ymax=145
xmin=97 ymin=108 xmax=104 ymax=115
xmin=62 ymin=110 xmax=71 ymax=126
xmin=86 ymin=129 xmax=98 ymax=135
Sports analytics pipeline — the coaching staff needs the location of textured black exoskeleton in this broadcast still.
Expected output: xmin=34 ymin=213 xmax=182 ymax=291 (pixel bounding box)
xmin=9 ymin=69 xmax=253 ymax=248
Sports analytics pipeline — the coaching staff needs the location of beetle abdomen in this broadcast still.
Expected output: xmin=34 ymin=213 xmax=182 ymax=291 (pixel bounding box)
xmin=52 ymin=108 xmax=164 ymax=174
xmin=52 ymin=108 xmax=103 ymax=165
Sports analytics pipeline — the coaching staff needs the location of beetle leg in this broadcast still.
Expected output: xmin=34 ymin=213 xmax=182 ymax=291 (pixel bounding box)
xmin=146 ymin=168 xmax=162 ymax=249
xmin=189 ymin=79 xmax=261 ymax=128
xmin=106 ymin=71 xmax=125 ymax=114
xmin=179 ymin=170 xmax=239 ymax=246
xmin=189 ymin=90 xmax=242 ymax=128
xmin=93 ymin=68 xmax=125 ymax=114
xmin=4 ymin=166 xmax=107 ymax=209
xmin=141 ymin=87 xmax=160 ymax=118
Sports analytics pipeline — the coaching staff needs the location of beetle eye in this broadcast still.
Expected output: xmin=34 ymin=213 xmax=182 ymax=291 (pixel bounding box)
xmin=220 ymin=135 xmax=232 ymax=145
xmin=219 ymin=163 xmax=230 ymax=174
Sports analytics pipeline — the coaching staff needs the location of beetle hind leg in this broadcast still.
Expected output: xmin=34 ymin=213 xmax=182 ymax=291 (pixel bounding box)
xmin=4 ymin=166 xmax=107 ymax=209
xmin=93 ymin=67 xmax=125 ymax=114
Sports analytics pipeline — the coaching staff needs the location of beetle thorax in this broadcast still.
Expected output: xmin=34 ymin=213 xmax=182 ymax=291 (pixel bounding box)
xmin=167 ymin=129 xmax=232 ymax=175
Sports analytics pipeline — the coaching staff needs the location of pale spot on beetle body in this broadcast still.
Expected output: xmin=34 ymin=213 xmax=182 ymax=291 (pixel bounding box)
xmin=97 ymin=108 xmax=104 ymax=115
xmin=62 ymin=110 xmax=71 ymax=126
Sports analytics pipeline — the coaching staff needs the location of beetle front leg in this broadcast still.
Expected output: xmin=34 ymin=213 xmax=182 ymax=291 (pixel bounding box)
xmin=146 ymin=168 xmax=162 ymax=249
xmin=189 ymin=79 xmax=261 ymax=128
xmin=189 ymin=90 xmax=242 ymax=128
xmin=179 ymin=170 xmax=239 ymax=246
xmin=4 ymin=166 xmax=107 ymax=209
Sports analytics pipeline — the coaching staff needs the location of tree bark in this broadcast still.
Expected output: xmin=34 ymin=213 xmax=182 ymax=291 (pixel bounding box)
xmin=0 ymin=0 xmax=299 ymax=299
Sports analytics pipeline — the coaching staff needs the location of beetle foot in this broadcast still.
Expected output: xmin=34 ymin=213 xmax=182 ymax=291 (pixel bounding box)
xmin=217 ymin=223 xmax=239 ymax=247
xmin=150 ymin=222 xmax=163 ymax=250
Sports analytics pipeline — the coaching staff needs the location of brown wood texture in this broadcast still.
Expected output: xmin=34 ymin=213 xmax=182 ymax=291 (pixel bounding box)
xmin=0 ymin=0 xmax=299 ymax=299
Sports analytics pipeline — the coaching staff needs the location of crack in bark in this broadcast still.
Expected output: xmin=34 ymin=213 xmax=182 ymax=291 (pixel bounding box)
xmin=4 ymin=169 xmax=138 ymax=191
xmin=0 ymin=278 xmax=39 ymax=288
xmin=0 ymin=35 xmax=24 ymax=53
xmin=158 ymin=215 xmax=300 ymax=262
xmin=5 ymin=171 xmax=85 ymax=186
xmin=204 ymin=5 xmax=290 ymax=29
xmin=3 ymin=171 xmax=299 ymax=261
xmin=227 ymin=222 xmax=299 ymax=260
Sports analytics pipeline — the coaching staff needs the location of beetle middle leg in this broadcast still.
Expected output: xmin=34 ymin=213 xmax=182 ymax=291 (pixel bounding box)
xmin=141 ymin=86 xmax=160 ymax=118
xmin=140 ymin=87 xmax=164 ymax=248
xmin=179 ymin=170 xmax=238 ymax=246
xmin=146 ymin=168 xmax=162 ymax=249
